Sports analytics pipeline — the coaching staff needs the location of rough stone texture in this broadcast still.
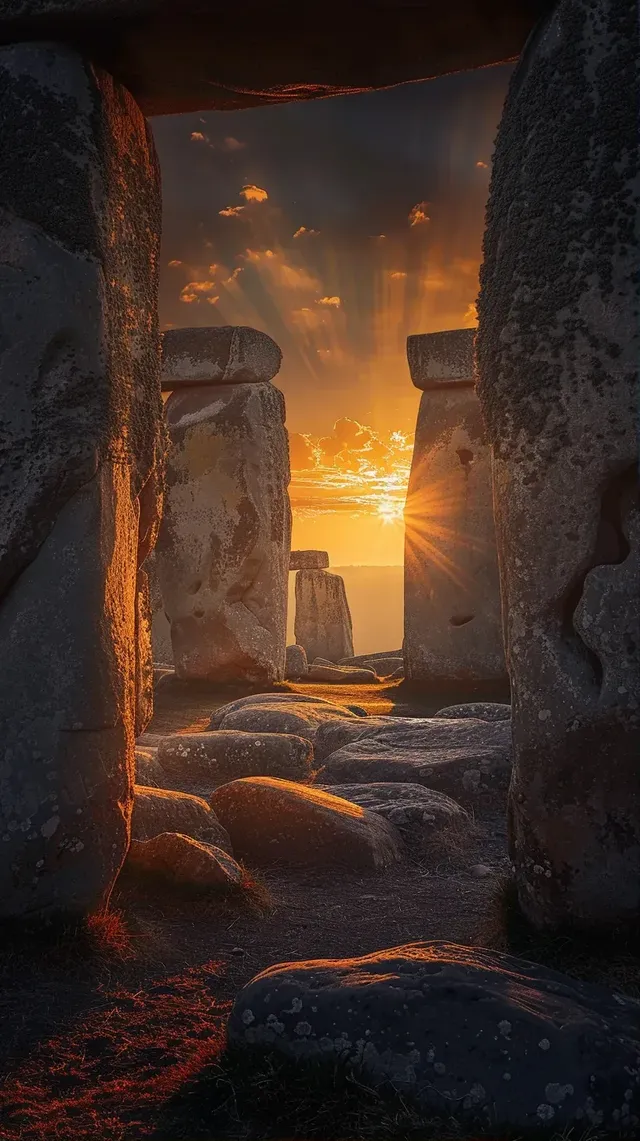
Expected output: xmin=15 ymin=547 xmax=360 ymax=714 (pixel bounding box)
xmin=134 ymin=747 xmax=166 ymax=789
xmin=404 ymin=338 xmax=506 ymax=685
xmin=476 ymin=0 xmax=640 ymax=928
xmin=316 ymin=783 xmax=469 ymax=847
xmin=306 ymin=665 xmax=378 ymax=684
xmin=362 ymin=656 xmax=404 ymax=676
xmin=209 ymin=693 xmax=367 ymax=726
xmin=313 ymin=716 xmax=394 ymax=762
xmin=134 ymin=567 xmax=154 ymax=736
xmin=435 ymin=702 xmax=511 ymax=721
xmin=156 ymin=379 xmax=291 ymax=684
xmin=406 ymin=328 xmax=476 ymax=390
xmin=0 ymin=43 xmax=163 ymax=920
xmin=127 ymin=832 xmax=242 ymax=889
xmin=285 ymin=644 xmax=308 ymax=679
xmin=0 ymin=4 xmax=552 ymax=115
xmin=157 ymin=730 xmax=313 ymax=787
xmin=318 ymin=718 xmax=512 ymax=804
xmin=161 ymin=326 xmax=281 ymax=390
xmin=145 ymin=548 xmax=173 ymax=665
xmin=294 ymin=569 xmax=354 ymax=664
xmin=289 ymin=550 xmax=329 ymax=571
xmin=228 ymin=941 xmax=640 ymax=1135
xmin=209 ymin=695 xmax=363 ymax=745
xmin=339 ymin=649 xmax=402 ymax=666
xmin=132 ymin=785 xmax=232 ymax=852
xmin=210 ymin=777 xmax=403 ymax=870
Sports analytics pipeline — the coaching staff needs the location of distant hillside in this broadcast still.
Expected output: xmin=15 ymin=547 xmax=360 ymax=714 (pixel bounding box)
xmin=287 ymin=565 xmax=403 ymax=657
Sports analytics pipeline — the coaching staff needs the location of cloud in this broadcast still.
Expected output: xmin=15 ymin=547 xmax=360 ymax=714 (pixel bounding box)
xmin=180 ymin=280 xmax=219 ymax=303
xmin=190 ymin=131 xmax=206 ymax=142
xmin=240 ymin=184 xmax=268 ymax=202
xmin=168 ymin=259 xmax=182 ymax=267
xmin=476 ymin=160 xmax=488 ymax=168
xmin=389 ymin=271 xmax=407 ymax=280
xmin=316 ymin=295 xmax=341 ymax=308
xmin=288 ymin=432 xmax=316 ymax=468
xmin=409 ymin=201 xmax=430 ymax=226
xmin=219 ymin=205 xmax=245 ymax=217
xmin=463 ymin=301 xmax=478 ymax=326
xmin=293 ymin=226 xmax=320 ymax=239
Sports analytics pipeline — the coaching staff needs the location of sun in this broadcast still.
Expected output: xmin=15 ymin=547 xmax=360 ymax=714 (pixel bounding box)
xmin=377 ymin=495 xmax=405 ymax=524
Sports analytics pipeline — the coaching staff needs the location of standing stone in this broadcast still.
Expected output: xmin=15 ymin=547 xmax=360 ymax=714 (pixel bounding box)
xmin=144 ymin=549 xmax=173 ymax=665
xmin=294 ymin=569 xmax=354 ymax=664
xmin=403 ymin=329 xmax=507 ymax=685
xmin=0 ymin=43 xmax=163 ymax=919
xmin=476 ymin=0 xmax=639 ymax=928
xmin=156 ymin=334 xmax=291 ymax=683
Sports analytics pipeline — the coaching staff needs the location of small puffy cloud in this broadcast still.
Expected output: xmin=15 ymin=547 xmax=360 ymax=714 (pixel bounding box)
xmin=463 ymin=301 xmax=478 ymax=326
xmin=389 ymin=271 xmax=407 ymax=280
xmin=180 ymin=280 xmax=218 ymax=303
xmin=190 ymin=130 xmax=206 ymax=142
xmin=168 ymin=259 xmax=182 ymax=267
xmin=316 ymin=295 xmax=341 ymax=308
xmin=223 ymin=136 xmax=245 ymax=151
xmin=476 ymin=160 xmax=488 ymax=168
xmin=240 ymin=184 xmax=268 ymax=202
xmin=219 ymin=205 xmax=245 ymax=218
xmin=288 ymin=432 xmax=316 ymax=469
xmin=293 ymin=226 xmax=320 ymax=239
xmin=409 ymin=201 xmax=430 ymax=226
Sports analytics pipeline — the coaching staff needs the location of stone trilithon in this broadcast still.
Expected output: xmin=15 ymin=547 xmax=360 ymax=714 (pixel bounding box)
xmin=477 ymin=0 xmax=640 ymax=929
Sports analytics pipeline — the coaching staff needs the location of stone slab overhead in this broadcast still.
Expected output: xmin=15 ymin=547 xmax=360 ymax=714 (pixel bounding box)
xmin=0 ymin=2 xmax=554 ymax=116
xmin=407 ymin=328 xmax=476 ymax=390
xmin=289 ymin=550 xmax=329 ymax=570
xmin=161 ymin=326 xmax=282 ymax=390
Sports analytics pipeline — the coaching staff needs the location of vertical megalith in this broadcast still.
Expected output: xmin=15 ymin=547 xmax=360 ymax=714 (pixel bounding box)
xmin=477 ymin=0 xmax=639 ymax=928
xmin=0 ymin=43 xmax=163 ymax=919
xmin=294 ymin=564 xmax=354 ymax=663
xmin=156 ymin=327 xmax=292 ymax=683
xmin=403 ymin=329 xmax=506 ymax=684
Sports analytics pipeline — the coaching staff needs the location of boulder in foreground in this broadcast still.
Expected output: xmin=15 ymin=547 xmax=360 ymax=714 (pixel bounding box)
xmin=228 ymin=941 xmax=640 ymax=1136
xmin=128 ymin=832 xmax=242 ymax=890
xmin=157 ymin=730 xmax=313 ymax=786
xmin=210 ymin=777 xmax=403 ymax=870
xmin=132 ymin=786 xmax=232 ymax=852
xmin=210 ymin=694 xmax=364 ymax=744
xmin=435 ymin=702 xmax=511 ymax=721
xmin=316 ymin=782 xmax=470 ymax=849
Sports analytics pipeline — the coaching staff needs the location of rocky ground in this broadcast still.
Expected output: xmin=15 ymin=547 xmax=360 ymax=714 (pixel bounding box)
xmin=0 ymin=677 xmax=637 ymax=1141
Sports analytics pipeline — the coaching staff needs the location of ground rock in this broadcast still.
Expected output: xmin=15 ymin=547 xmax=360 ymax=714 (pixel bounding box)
xmin=388 ymin=665 xmax=405 ymax=679
xmin=161 ymin=326 xmax=281 ymax=389
xmin=318 ymin=718 xmax=512 ymax=803
xmin=157 ymin=731 xmax=313 ymax=786
xmin=0 ymin=42 xmax=163 ymax=920
xmin=306 ymin=665 xmax=378 ymax=684
xmin=285 ymin=644 xmax=308 ymax=679
xmin=210 ymin=695 xmax=363 ymax=744
xmin=132 ymin=786 xmax=232 ymax=852
xmin=339 ymin=650 xmax=402 ymax=666
xmin=156 ymin=379 xmax=291 ymax=684
xmin=289 ymin=550 xmax=329 ymax=570
xmin=210 ymin=777 xmax=403 ymax=869
xmin=135 ymin=747 xmax=166 ymax=789
xmin=295 ymin=569 xmax=354 ymax=663
xmin=435 ymin=702 xmax=511 ymax=721
xmin=316 ymin=782 xmax=469 ymax=846
xmin=313 ymin=716 xmax=394 ymax=761
xmin=128 ymin=832 xmax=242 ymax=889
xmin=362 ymin=656 xmax=404 ymax=676
xmin=209 ymin=693 xmax=365 ymax=726
xmin=227 ymin=940 xmax=640 ymax=1135
xmin=476 ymin=0 xmax=640 ymax=927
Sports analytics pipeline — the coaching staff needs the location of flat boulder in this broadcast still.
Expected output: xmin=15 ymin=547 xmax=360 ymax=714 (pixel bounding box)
xmin=313 ymin=716 xmax=394 ymax=761
xmin=435 ymin=702 xmax=511 ymax=721
xmin=289 ymin=550 xmax=329 ymax=570
xmin=161 ymin=326 xmax=282 ymax=388
xmin=227 ymin=941 xmax=640 ymax=1135
xmin=132 ymin=786 xmax=232 ymax=852
xmin=210 ymin=694 xmax=364 ymax=744
xmin=339 ymin=650 xmax=402 ymax=667
xmin=157 ymin=731 xmax=313 ymax=786
xmin=318 ymin=718 xmax=512 ymax=803
xmin=306 ymin=664 xmax=378 ymax=684
xmin=210 ymin=777 xmax=403 ymax=870
xmin=285 ymin=644 xmax=308 ymax=679
xmin=315 ymin=783 xmax=469 ymax=847
xmin=128 ymin=832 xmax=242 ymax=890
xmin=361 ymin=657 xmax=404 ymax=677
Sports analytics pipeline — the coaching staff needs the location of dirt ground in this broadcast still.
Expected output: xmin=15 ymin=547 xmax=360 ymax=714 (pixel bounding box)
xmin=0 ymin=678 xmax=637 ymax=1141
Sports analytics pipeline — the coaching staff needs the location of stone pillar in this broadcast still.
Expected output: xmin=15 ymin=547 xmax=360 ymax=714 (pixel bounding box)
xmin=403 ymin=329 xmax=506 ymax=684
xmin=156 ymin=327 xmax=292 ymax=684
xmin=0 ymin=43 xmax=163 ymax=920
xmin=293 ymin=552 xmax=354 ymax=662
xmin=476 ymin=0 xmax=639 ymax=929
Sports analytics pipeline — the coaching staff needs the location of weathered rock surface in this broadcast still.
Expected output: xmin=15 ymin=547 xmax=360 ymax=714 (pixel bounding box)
xmin=145 ymin=548 xmax=173 ymax=665
xmin=285 ymin=644 xmax=308 ymax=679
xmin=404 ymin=331 xmax=506 ymax=685
xmin=0 ymin=4 xmax=549 ymax=116
xmin=209 ymin=693 xmax=366 ymax=726
xmin=316 ymin=783 xmax=469 ymax=847
xmin=306 ymin=664 xmax=378 ymax=684
xmin=210 ymin=694 xmax=363 ymax=744
xmin=0 ymin=43 xmax=163 ymax=920
xmin=435 ymin=702 xmax=511 ymax=721
xmin=132 ymin=786 xmax=232 ymax=852
xmin=362 ymin=657 xmax=404 ymax=677
xmin=313 ymin=716 xmax=394 ymax=762
xmin=210 ymin=777 xmax=403 ymax=869
xmin=476 ymin=0 xmax=640 ymax=928
xmin=228 ymin=941 xmax=640 ymax=1135
xmin=289 ymin=550 xmax=329 ymax=570
xmin=161 ymin=326 xmax=282 ymax=390
xmin=135 ymin=747 xmax=166 ymax=789
xmin=156 ymin=379 xmax=291 ymax=684
xmin=339 ymin=650 xmax=402 ymax=667
xmin=157 ymin=731 xmax=313 ymax=787
xmin=318 ymin=718 xmax=512 ymax=804
xmin=294 ymin=569 xmax=354 ymax=663
xmin=128 ymin=832 xmax=242 ymax=890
